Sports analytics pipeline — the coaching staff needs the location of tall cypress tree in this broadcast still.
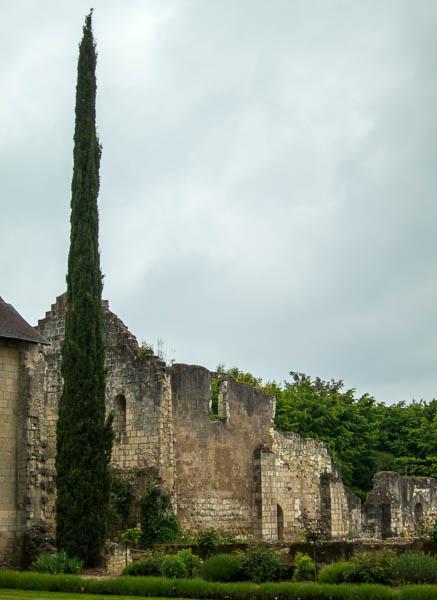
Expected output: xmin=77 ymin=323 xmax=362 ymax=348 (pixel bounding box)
xmin=56 ymin=11 xmax=112 ymax=566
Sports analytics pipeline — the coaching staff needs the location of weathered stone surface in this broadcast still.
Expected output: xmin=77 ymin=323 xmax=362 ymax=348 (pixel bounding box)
xmin=171 ymin=364 xmax=274 ymax=536
xmin=0 ymin=338 xmax=47 ymax=565
xmin=362 ymin=471 xmax=437 ymax=539
xmin=1 ymin=295 xmax=435 ymax=566
xmin=103 ymin=540 xmax=131 ymax=575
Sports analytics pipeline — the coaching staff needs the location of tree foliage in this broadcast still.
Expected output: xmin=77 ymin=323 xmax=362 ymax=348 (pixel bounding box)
xmin=140 ymin=485 xmax=180 ymax=548
xmin=373 ymin=399 xmax=437 ymax=477
xmin=272 ymin=372 xmax=379 ymax=496
xmin=218 ymin=365 xmax=437 ymax=497
xmin=56 ymin=11 xmax=112 ymax=565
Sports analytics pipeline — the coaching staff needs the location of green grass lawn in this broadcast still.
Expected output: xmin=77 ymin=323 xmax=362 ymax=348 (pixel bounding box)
xmin=0 ymin=592 xmax=187 ymax=600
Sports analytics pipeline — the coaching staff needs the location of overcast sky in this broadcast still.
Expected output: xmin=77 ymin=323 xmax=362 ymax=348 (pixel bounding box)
xmin=2 ymin=1 xmax=437 ymax=404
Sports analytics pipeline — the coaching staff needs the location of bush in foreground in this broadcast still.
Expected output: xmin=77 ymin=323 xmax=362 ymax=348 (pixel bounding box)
xmin=32 ymin=550 xmax=82 ymax=575
xmin=392 ymin=552 xmax=437 ymax=585
xmin=318 ymin=560 xmax=357 ymax=584
xmin=260 ymin=581 xmax=393 ymax=600
xmin=160 ymin=554 xmax=188 ymax=579
xmin=239 ymin=547 xmax=287 ymax=583
xmin=176 ymin=548 xmax=203 ymax=578
xmin=197 ymin=529 xmax=222 ymax=557
xmin=318 ymin=551 xmax=437 ymax=586
xmin=398 ymin=585 xmax=437 ymax=600
xmin=292 ymin=551 xmax=315 ymax=582
xmin=202 ymin=553 xmax=242 ymax=582
xmin=122 ymin=552 xmax=163 ymax=576
xmin=346 ymin=551 xmax=396 ymax=585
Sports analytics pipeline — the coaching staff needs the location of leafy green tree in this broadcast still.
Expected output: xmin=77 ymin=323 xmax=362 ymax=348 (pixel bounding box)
xmin=56 ymin=11 xmax=112 ymax=565
xmin=273 ymin=372 xmax=379 ymax=497
xmin=374 ymin=399 xmax=437 ymax=476
xmin=121 ymin=528 xmax=142 ymax=567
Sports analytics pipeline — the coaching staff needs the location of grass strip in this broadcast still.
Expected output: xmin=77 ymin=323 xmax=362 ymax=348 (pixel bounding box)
xmin=0 ymin=592 xmax=189 ymax=600
xmin=398 ymin=586 xmax=437 ymax=600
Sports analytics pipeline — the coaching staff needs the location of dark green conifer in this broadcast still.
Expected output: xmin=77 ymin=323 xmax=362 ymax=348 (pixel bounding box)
xmin=56 ymin=11 xmax=112 ymax=565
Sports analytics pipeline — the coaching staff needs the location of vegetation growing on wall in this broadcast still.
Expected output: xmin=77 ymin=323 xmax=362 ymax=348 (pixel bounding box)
xmin=210 ymin=378 xmax=219 ymax=420
xmin=140 ymin=485 xmax=180 ymax=548
xmin=108 ymin=478 xmax=134 ymax=534
xmin=56 ymin=11 xmax=113 ymax=565
xmin=217 ymin=365 xmax=437 ymax=498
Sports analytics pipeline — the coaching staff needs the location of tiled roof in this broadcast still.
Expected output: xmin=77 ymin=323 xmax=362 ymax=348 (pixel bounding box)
xmin=0 ymin=297 xmax=49 ymax=345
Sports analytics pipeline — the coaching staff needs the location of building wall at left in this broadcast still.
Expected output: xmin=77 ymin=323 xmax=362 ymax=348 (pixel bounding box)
xmin=0 ymin=339 xmax=27 ymax=564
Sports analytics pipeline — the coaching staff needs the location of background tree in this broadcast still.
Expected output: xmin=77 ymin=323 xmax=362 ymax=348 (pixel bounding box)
xmin=56 ymin=11 xmax=112 ymax=565
xmin=272 ymin=372 xmax=379 ymax=497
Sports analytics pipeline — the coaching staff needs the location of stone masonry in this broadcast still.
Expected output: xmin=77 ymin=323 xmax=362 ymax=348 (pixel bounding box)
xmin=0 ymin=339 xmax=25 ymax=563
xmin=0 ymin=337 xmax=47 ymax=564
xmin=362 ymin=472 xmax=437 ymax=539
xmin=1 ymin=294 xmax=436 ymax=565
xmin=28 ymin=294 xmax=360 ymax=545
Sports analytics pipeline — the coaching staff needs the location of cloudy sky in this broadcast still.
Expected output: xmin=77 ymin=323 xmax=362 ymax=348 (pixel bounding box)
xmin=2 ymin=1 xmax=437 ymax=404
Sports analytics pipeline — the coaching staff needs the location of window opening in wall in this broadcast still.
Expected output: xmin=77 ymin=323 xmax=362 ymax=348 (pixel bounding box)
xmin=277 ymin=504 xmax=284 ymax=542
xmin=414 ymin=502 xmax=424 ymax=532
xmin=381 ymin=503 xmax=391 ymax=539
xmin=114 ymin=394 xmax=127 ymax=442
xmin=210 ymin=378 xmax=219 ymax=420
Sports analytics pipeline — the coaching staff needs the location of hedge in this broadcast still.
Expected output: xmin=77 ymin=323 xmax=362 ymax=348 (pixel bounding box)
xmin=0 ymin=570 xmax=437 ymax=600
xmin=398 ymin=587 xmax=437 ymax=600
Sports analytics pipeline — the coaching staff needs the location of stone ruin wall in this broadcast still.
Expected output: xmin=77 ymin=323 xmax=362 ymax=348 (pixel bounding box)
xmin=30 ymin=294 xmax=176 ymax=534
xmin=2 ymin=295 xmax=437 ymax=568
xmin=257 ymin=431 xmax=361 ymax=541
xmin=170 ymin=364 xmax=275 ymax=537
xmin=362 ymin=471 xmax=437 ymax=539
xmin=17 ymin=295 xmax=361 ymax=545
xmin=169 ymin=364 xmax=361 ymax=541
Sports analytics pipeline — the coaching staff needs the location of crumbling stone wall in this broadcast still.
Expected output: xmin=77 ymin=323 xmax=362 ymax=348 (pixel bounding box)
xmin=256 ymin=431 xmax=361 ymax=541
xmin=103 ymin=540 xmax=131 ymax=575
xmin=170 ymin=365 xmax=361 ymax=541
xmin=19 ymin=299 xmax=364 ymax=544
xmin=4 ymin=295 xmax=437 ymax=566
xmin=32 ymin=294 xmax=176 ymax=533
xmin=14 ymin=295 xmax=365 ymax=547
xmin=170 ymin=364 xmax=274 ymax=537
xmin=362 ymin=472 xmax=437 ymax=539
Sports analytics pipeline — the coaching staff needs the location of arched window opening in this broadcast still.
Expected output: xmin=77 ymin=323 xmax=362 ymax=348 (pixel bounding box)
xmin=277 ymin=504 xmax=284 ymax=542
xmin=414 ymin=503 xmax=424 ymax=533
xmin=114 ymin=394 xmax=127 ymax=442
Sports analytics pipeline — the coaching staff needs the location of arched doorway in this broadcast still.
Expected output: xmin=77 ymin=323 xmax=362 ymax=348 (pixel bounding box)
xmin=277 ymin=504 xmax=284 ymax=541
xmin=414 ymin=503 xmax=424 ymax=533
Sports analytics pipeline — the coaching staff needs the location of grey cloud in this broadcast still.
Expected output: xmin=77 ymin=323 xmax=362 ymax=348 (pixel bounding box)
xmin=2 ymin=0 xmax=437 ymax=404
